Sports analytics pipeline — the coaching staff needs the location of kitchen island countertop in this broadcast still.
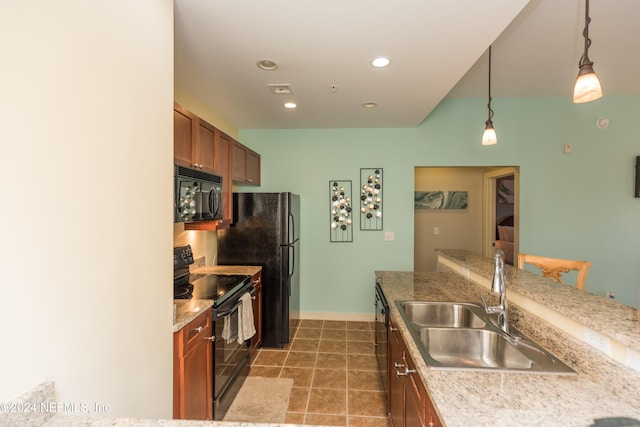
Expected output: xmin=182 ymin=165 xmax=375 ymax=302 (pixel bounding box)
xmin=376 ymin=251 xmax=640 ymax=427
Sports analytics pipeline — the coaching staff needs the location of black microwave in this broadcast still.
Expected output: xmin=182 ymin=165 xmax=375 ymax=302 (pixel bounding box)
xmin=174 ymin=165 xmax=223 ymax=223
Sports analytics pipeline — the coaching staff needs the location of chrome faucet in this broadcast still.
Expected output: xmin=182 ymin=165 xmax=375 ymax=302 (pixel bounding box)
xmin=481 ymin=249 xmax=510 ymax=334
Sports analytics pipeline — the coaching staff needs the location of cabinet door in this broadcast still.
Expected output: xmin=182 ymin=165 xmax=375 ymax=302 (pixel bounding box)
xmin=231 ymin=140 xmax=261 ymax=185
xmin=388 ymin=319 xmax=405 ymax=427
xmin=174 ymin=103 xmax=215 ymax=173
xmin=174 ymin=105 xmax=196 ymax=168
xmin=405 ymin=354 xmax=426 ymax=427
xmin=246 ymin=149 xmax=260 ymax=185
xmin=174 ymin=310 xmax=213 ymax=420
xmin=214 ymin=132 xmax=233 ymax=226
xmin=196 ymin=119 xmax=216 ymax=173
xmin=231 ymin=141 xmax=247 ymax=182
xmin=182 ymin=340 xmax=211 ymax=420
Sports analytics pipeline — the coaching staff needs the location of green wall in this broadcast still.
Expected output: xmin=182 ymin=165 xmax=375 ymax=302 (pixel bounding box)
xmin=240 ymin=95 xmax=640 ymax=312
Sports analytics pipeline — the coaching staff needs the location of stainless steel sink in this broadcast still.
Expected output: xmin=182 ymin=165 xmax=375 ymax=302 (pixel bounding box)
xmin=420 ymin=328 xmax=533 ymax=369
xmin=399 ymin=301 xmax=486 ymax=328
xmin=395 ymin=300 xmax=576 ymax=375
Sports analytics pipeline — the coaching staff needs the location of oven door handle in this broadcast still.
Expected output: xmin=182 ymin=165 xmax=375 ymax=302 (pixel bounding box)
xmin=215 ymin=286 xmax=256 ymax=319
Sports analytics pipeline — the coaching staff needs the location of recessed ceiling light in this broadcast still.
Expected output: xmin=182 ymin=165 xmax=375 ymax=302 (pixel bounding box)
xmin=284 ymin=102 xmax=297 ymax=109
xmin=257 ymin=59 xmax=279 ymax=71
xmin=362 ymin=102 xmax=378 ymax=108
xmin=371 ymin=57 xmax=391 ymax=68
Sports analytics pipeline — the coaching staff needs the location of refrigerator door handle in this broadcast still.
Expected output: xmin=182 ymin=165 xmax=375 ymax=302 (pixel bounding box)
xmin=290 ymin=243 xmax=295 ymax=279
xmin=288 ymin=212 xmax=296 ymax=245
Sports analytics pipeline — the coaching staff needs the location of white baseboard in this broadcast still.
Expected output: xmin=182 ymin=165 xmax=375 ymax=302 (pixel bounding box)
xmin=299 ymin=312 xmax=375 ymax=322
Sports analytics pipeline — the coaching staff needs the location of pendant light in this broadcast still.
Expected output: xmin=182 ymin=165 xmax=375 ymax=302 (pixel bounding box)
xmin=573 ymin=0 xmax=603 ymax=103
xmin=482 ymin=45 xmax=497 ymax=146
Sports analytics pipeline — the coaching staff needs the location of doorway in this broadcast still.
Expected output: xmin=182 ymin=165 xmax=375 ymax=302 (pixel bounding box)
xmin=482 ymin=167 xmax=519 ymax=265
xmin=413 ymin=166 xmax=519 ymax=270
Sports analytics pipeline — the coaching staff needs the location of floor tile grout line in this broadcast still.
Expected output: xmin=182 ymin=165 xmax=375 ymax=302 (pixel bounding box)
xmin=253 ymin=320 xmax=381 ymax=424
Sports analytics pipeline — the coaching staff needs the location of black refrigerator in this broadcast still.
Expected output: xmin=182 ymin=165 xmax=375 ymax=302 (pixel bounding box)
xmin=217 ymin=192 xmax=300 ymax=348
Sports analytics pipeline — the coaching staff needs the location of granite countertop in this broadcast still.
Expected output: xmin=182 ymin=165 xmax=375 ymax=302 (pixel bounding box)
xmin=376 ymin=269 xmax=640 ymax=427
xmin=173 ymin=299 xmax=214 ymax=333
xmin=9 ymin=382 xmax=316 ymax=427
xmin=172 ymin=266 xmax=262 ymax=333
xmin=436 ymin=249 xmax=640 ymax=352
xmin=191 ymin=265 xmax=261 ymax=277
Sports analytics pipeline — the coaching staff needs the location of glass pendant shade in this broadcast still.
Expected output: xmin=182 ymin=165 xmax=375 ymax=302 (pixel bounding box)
xmin=482 ymin=120 xmax=497 ymax=146
xmin=573 ymin=64 xmax=603 ymax=103
xmin=481 ymin=45 xmax=497 ymax=146
xmin=573 ymin=0 xmax=602 ymax=104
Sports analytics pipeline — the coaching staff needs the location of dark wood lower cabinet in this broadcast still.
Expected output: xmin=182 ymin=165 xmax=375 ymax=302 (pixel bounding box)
xmin=388 ymin=317 xmax=442 ymax=427
xmin=174 ymin=310 xmax=213 ymax=420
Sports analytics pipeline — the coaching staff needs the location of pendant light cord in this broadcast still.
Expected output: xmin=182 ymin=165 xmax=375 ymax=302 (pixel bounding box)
xmin=578 ymin=0 xmax=593 ymax=68
xmin=487 ymin=45 xmax=494 ymax=123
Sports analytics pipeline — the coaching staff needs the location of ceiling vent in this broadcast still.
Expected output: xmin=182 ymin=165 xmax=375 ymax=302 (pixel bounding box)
xmin=268 ymin=84 xmax=294 ymax=94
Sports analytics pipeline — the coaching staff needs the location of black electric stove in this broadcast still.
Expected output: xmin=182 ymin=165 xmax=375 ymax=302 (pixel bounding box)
xmin=173 ymin=245 xmax=251 ymax=306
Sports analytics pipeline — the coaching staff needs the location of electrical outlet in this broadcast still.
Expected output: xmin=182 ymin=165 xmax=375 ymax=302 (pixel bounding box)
xmin=627 ymin=347 xmax=640 ymax=372
xmin=433 ymin=226 xmax=439 ymax=235
xmin=583 ymin=327 xmax=610 ymax=354
xmin=384 ymin=231 xmax=394 ymax=241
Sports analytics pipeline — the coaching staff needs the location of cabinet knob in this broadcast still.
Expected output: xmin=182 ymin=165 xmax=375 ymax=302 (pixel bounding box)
xmin=204 ymin=336 xmax=215 ymax=342
xmin=194 ymin=326 xmax=203 ymax=333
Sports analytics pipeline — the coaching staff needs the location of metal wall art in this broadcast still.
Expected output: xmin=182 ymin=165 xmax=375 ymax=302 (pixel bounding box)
xmin=329 ymin=180 xmax=353 ymax=242
xmin=360 ymin=168 xmax=383 ymax=230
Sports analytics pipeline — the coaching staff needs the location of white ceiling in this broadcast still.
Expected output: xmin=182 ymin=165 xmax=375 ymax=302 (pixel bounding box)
xmin=174 ymin=0 xmax=640 ymax=130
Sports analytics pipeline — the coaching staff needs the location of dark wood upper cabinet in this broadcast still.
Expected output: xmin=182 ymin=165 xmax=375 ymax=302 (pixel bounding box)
xmin=232 ymin=140 xmax=261 ymax=186
xmin=214 ymin=132 xmax=234 ymax=229
xmin=173 ymin=102 xmax=216 ymax=174
xmin=174 ymin=102 xmax=260 ymax=230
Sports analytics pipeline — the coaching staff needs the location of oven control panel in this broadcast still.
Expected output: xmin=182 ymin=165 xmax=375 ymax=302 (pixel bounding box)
xmin=174 ymin=245 xmax=194 ymax=270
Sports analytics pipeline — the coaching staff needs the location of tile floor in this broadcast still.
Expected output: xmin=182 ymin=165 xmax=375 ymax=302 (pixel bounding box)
xmin=249 ymin=319 xmax=390 ymax=426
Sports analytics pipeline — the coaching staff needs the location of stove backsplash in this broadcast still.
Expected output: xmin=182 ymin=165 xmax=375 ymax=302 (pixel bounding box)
xmin=191 ymin=256 xmax=205 ymax=270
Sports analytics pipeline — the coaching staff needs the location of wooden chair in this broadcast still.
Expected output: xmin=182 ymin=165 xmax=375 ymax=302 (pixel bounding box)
xmin=517 ymin=253 xmax=591 ymax=290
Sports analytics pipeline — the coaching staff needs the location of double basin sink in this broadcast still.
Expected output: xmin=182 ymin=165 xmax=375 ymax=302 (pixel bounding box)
xmin=396 ymin=301 xmax=576 ymax=375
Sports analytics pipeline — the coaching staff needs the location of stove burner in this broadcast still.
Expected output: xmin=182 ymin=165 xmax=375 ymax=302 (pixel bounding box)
xmin=174 ymin=284 xmax=194 ymax=299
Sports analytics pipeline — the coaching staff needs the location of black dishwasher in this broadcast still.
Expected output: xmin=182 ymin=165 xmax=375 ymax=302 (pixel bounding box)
xmin=374 ymin=281 xmax=389 ymax=398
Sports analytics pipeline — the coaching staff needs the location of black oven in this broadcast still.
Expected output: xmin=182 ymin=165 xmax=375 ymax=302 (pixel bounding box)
xmin=173 ymin=245 xmax=255 ymax=420
xmin=211 ymin=286 xmax=254 ymax=420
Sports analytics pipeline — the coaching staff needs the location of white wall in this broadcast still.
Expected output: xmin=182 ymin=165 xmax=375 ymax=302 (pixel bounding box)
xmin=0 ymin=0 xmax=174 ymax=418
xmin=414 ymin=167 xmax=485 ymax=271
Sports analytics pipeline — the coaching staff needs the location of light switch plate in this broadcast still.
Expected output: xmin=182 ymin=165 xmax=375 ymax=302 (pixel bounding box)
xmin=384 ymin=231 xmax=394 ymax=241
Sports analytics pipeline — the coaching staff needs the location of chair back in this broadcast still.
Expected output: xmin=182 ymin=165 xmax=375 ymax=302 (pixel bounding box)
xmin=517 ymin=253 xmax=591 ymax=290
